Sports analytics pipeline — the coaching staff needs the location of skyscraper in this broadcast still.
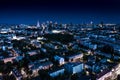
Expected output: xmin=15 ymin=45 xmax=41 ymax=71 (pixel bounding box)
xmin=37 ymin=20 xmax=40 ymax=27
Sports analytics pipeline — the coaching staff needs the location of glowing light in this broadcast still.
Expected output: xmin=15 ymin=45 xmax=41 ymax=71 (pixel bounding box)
xmin=37 ymin=37 xmax=44 ymax=40
xmin=52 ymin=30 xmax=62 ymax=33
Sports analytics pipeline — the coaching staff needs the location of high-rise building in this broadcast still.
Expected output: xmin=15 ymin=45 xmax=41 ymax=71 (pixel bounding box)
xmin=37 ymin=20 xmax=40 ymax=27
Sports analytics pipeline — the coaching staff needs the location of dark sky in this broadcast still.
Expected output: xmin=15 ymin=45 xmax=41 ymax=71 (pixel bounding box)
xmin=0 ymin=0 xmax=120 ymax=24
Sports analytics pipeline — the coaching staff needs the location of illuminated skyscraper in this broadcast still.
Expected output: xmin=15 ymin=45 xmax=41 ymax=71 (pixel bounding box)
xmin=37 ymin=20 xmax=40 ymax=27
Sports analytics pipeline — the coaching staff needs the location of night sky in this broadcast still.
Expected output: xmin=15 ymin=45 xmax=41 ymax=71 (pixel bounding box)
xmin=0 ymin=0 xmax=120 ymax=24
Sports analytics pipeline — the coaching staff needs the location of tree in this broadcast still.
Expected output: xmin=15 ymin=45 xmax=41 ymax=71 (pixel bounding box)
xmin=1 ymin=62 xmax=13 ymax=74
xmin=43 ymin=33 xmax=74 ymax=44
xmin=3 ymin=74 xmax=16 ymax=80
xmin=0 ymin=65 xmax=4 ymax=73
xmin=0 ymin=60 xmax=4 ymax=65
xmin=71 ymin=74 xmax=79 ymax=80
xmin=101 ymin=45 xmax=114 ymax=58
xmin=83 ymin=55 xmax=88 ymax=62
xmin=117 ymin=75 xmax=120 ymax=80
xmin=38 ymin=70 xmax=49 ymax=79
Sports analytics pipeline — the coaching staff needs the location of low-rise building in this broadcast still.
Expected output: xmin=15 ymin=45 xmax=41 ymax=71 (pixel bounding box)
xmin=64 ymin=62 xmax=84 ymax=74
xmin=3 ymin=56 xmax=16 ymax=63
xmin=27 ymin=51 xmax=38 ymax=56
xmin=48 ymin=67 xmax=65 ymax=78
xmin=66 ymin=53 xmax=83 ymax=62
xmin=29 ymin=61 xmax=53 ymax=77
xmin=96 ymin=69 xmax=112 ymax=80
xmin=12 ymin=68 xmax=22 ymax=80
xmin=15 ymin=56 xmax=23 ymax=62
xmin=54 ymin=55 xmax=65 ymax=65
